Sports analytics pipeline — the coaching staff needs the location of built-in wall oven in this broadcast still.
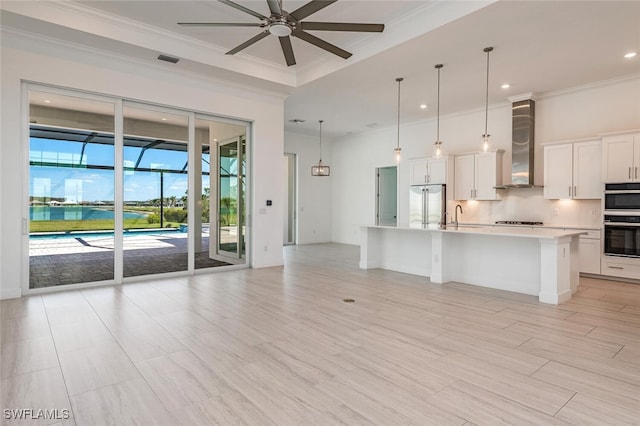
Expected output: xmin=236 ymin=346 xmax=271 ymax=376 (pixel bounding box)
xmin=604 ymin=183 xmax=640 ymax=258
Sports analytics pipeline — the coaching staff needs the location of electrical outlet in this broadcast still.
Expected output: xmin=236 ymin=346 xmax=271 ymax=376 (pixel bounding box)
xmin=553 ymin=209 xmax=559 ymax=216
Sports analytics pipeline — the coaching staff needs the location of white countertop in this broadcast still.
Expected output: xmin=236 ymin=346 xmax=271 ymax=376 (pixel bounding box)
xmin=362 ymin=224 xmax=585 ymax=239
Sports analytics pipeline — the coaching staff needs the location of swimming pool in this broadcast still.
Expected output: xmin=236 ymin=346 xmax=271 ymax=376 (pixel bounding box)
xmin=30 ymin=206 xmax=145 ymax=221
xmin=29 ymin=228 xmax=182 ymax=239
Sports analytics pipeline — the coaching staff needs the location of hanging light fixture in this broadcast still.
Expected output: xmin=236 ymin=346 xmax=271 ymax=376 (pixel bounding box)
xmin=311 ymin=120 xmax=330 ymax=176
xmin=393 ymin=77 xmax=404 ymax=164
xmin=433 ymin=64 xmax=444 ymax=158
xmin=482 ymin=46 xmax=493 ymax=152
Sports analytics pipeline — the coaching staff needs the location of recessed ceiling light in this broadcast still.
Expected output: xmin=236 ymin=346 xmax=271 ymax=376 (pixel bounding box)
xmin=288 ymin=118 xmax=305 ymax=124
xmin=161 ymin=118 xmax=167 ymax=121
xmin=420 ymin=104 xmax=427 ymax=110
xmin=44 ymin=99 xmax=51 ymax=103
xmin=501 ymin=83 xmax=511 ymax=89
xmin=624 ymin=52 xmax=637 ymax=59
xmin=366 ymin=123 xmax=378 ymax=128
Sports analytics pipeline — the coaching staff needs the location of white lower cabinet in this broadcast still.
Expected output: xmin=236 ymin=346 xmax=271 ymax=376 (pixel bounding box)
xmin=578 ymin=231 xmax=601 ymax=274
xmin=601 ymin=256 xmax=640 ymax=280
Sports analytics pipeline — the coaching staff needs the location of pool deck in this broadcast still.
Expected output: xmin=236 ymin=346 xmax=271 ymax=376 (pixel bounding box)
xmin=29 ymin=230 xmax=236 ymax=288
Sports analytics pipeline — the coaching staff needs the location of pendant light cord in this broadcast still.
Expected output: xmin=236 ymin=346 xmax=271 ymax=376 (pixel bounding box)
xmin=435 ymin=64 xmax=443 ymax=142
xmin=318 ymin=120 xmax=323 ymax=162
xmin=483 ymin=47 xmax=493 ymax=137
xmin=396 ymin=77 xmax=403 ymax=149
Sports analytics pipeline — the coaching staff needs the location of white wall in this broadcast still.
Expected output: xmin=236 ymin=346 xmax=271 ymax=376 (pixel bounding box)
xmin=0 ymin=30 xmax=286 ymax=299
xmin=331 ymin=75 xmax=640 ymax=245
xmin=284 ymin=131 xmax=333 ymax=244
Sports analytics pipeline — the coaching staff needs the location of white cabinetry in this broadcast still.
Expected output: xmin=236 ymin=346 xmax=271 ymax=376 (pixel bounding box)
xmin=578 ymin=230 xmax=601 ymax=275
xmin=410 ymin=156 xmax=451 ymax=185
xmin=601 ymin=256 xmax=640 ymax=280
xmin=602 ymin=132 xmax=640 ymax=183
xmin=544 ymin=140 xmax=601 ymax=199
xmin=454 ymin=151 xmax=504 ymax=201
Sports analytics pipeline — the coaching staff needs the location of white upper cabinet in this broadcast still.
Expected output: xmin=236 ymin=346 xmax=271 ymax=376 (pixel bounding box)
xmin=602 ymin=132 xmax=640 ymax=183
xmin=544 ymin=144 xmax=573 ymax=199
xmin=544 ymin=140 xmax=601 ymax=199
xmin=454 ymin=154 xmax=475 ymax=200
xmin=454 ymin=151 xmax=503 ymax=201
xmin=410 ymin=159 xmax=428 ymax=185
xmin=573 ymin=141 xmax=602 ymax=198
xmin=427 ymin=157 xmax=448 ymax=184
xmin=410 ymin=156 xmax=451 ymax=185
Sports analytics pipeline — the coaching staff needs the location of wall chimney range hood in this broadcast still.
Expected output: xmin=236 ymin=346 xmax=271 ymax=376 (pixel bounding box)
xmin=495 ymin=94 xmax=541 ymax=189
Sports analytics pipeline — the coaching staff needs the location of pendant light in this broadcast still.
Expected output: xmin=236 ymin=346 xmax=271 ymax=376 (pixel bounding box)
xmin=393 ymin=77 xmax=404 ymax=164
xmin=433 ymin=64 xmax=444 ymax=158
xmin=311 ymin=120 xmax=330 ymax=176
xmin=482 ymin=46 xmax=493 ymax=152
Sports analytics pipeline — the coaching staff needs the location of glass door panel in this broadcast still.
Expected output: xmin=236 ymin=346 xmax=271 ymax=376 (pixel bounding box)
xmin=218 ymin=137 xmax=246 ymax=261
xmin=122 ymin=106 xmax=189 ymax=277
xmin=194 ymin=117 xmax=247 ymax=267
xmin=28 ymin=90 xmax=115 ymax=288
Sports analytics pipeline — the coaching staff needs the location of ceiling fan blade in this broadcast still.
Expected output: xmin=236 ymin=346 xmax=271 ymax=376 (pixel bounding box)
xmin=301 ymin=22 xmax=385 ymax=32
xmin=279 ymin=36 xmax=296 ymax=66
xmin=293 ymin=30 xmax=352 ymax=59
xmin=290 ymin=0 xmax=338 ymax=21
xmin=226 ymin=30 xmax=270 ymax=55
xmin=178 ymin=22 xmax=264 ymax=27
xmin=218 ymin=0 xmax=268 ymax=20
xmin=266 ymin=0 xmax=283 ymax=15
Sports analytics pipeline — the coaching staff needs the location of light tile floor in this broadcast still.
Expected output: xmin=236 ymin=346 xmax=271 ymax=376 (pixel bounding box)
xmin=2 ymin=243 xmax=640 ymax=425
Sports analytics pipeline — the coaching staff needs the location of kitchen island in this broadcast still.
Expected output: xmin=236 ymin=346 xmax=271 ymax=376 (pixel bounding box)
xmin=360 ymin=225 xmax=585 ymax=304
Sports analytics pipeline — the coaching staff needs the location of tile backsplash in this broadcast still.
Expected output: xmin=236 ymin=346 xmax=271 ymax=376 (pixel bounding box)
xmin=447 ymin=188 xmax=602 ymax=228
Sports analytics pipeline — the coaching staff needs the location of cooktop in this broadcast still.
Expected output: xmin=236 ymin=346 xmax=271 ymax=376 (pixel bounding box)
xmin=495 ymin=220 xmax=544 ymax=226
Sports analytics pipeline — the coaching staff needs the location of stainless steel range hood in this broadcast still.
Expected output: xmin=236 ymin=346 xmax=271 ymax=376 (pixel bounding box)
xmin=495 ymin=97 xmax=541 ymax=189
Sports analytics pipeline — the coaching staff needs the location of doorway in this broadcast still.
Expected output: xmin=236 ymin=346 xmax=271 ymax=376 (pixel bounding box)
xmin=376 ymin=166 xmax=397 ymax=226
xmin=283 ymin=153 xmax=296 ymax=245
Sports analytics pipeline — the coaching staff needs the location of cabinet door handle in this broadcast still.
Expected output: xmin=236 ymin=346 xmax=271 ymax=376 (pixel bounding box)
xmin=636 ymin=167 xmax=638 ymax=179
xmin=629 ymin=167 xmax=632 ymax=179
xmin=470 ymin=189 xmax=473 ymax=199
xmin=569 ymin=186 xmax=572 ymax=197
xmin=574 ymin=186 xmax=577 ymax=197
xmin=609 ymin=266 xmax=624 ymax=270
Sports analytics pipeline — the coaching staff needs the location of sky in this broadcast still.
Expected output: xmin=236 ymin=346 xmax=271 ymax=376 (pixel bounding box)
xmin=29 ymin=137 xmax=238 ymax=202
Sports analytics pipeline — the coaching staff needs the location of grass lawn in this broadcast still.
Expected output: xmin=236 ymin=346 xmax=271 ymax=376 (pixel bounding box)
xmin=30 ymin=218 xmax=180 ymax=233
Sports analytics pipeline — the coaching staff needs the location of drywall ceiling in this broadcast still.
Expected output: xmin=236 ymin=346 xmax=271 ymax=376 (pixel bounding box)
xmin=2 ymin=1 xmax=639 ymax=139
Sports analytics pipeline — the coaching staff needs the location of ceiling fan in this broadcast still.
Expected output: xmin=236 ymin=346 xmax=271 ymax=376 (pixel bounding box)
xmin=178 ymin=0 xmax=385 ymax=66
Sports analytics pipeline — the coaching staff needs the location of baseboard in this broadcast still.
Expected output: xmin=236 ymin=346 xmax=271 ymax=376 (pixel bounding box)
xmin=0 ymin=287 xmax=23 ymax=300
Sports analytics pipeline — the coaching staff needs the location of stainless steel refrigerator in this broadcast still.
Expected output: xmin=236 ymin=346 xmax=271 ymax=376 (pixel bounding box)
xmin=409 ymin=184 xmax=446 ymax=228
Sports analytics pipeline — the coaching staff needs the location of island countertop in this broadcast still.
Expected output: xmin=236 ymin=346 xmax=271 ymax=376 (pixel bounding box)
xmin=363 ymin=224 xmax=586 ymax=239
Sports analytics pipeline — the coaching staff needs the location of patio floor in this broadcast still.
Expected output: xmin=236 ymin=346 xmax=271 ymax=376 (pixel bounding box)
xmin=29 ymin=232 xmax=235 ymax=288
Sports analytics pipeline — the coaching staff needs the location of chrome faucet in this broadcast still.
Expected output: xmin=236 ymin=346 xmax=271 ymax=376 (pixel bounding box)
xmin=454 ymin=204 xmax=463 ymax=227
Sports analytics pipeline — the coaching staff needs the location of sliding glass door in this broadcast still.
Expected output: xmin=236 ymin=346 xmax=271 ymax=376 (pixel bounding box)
xmin=28 ymin=90 xmax=115 ymax=288
xmin=26 ymin=85 xmax=251 ymax=291
xmin=122 ymin=104 xmax=189 ymax=278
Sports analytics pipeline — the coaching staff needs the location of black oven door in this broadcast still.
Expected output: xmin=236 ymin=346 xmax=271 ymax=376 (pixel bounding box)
xmin=604 ymin=224 xmax=640 ymax=257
